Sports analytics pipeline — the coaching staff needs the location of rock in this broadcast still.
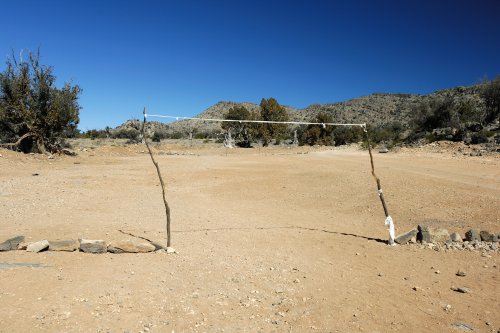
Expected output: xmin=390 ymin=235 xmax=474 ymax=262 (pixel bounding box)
xmin=456 ymin=270 xmax=466 ymax=277
xmin=479 ymin=230 xmax=497 ymax=242
xmin=379 ymin=147 xmax=389 ymax=153
xmin=107 ymin=240 xmax=155 ymax=253
xmin=450 ymin=232 xmax=463 ymax=242
xmin=418 ymin=225 xmax=450 ymax=244
xmin=79 ymin=239 xmax=107 ymax=253
xmin=0 ymin=235 xmax=25 ymax=251
xmin=26 ymin=240 xmax=50 ymax=253
xmin=464 ymin=229 xmax=480 ymax=242
xmin=166 ymin=247 xmax=177 ymax=254
xmin=49 ymin=240 xmax=80 ymax=252
xmin=395 ymin=228 xmax=418 ymax=244
xmin=17 ymin=242 xmax=28 ymax=250
xmin=451 ymin=286 xmax=470 ymax=293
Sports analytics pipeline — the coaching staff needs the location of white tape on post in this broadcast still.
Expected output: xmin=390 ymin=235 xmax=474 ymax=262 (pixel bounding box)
xmin=385 ymin=215 xmax=395 ymax=245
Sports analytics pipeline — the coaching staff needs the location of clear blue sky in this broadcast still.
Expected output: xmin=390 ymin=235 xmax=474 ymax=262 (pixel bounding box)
xmin=1 ymin=0 xmax=499 ymax=130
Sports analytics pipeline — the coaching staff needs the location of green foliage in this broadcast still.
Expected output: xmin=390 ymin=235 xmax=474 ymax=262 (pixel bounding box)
xmin=113 ymin=128 xmax=140 ymax=142
xmin=364 ymin=122 xmax=405 ymax=148
xmin=222 ymin=105 xmax=252 ymax=146
xmin=332 ymin=126 xmax=364 ymax=146
xmin=0 ymin=50 xmax=81 ymax=153
xmin=84 ymin=129 xmax=107 ymax=140
xmin=482 ymin=76 xmax=500 ymax=123
xmin=254 ymin=98 xmax=289 ymax=146
xmin=300 ymin=112 xmax=335 ymax=146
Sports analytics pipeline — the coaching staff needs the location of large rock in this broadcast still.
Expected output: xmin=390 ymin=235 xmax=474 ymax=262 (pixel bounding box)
xmin=49 ymin=239 xmax=80 ymax=252
xmin=394 ymin=228 xmax=418 ymax=244
xmin=0 ymin=235 xmax=25 ymax=251
xmin=107 ymin=240 xmax=155 ymax=253
xmin=26 ymin=240 xmax=50 ymax=253
xmin=464 ymin=229 xmax=480 ymax=242
xmin=450 ymin=232 xmax=463 ymax=242
xmin=418 ymin=225 xmax=450 ymax=244
xmin=479 ymin=231 xmax=498 ymax=242
xmin=79 ymin=239 xmax=107 ymax=253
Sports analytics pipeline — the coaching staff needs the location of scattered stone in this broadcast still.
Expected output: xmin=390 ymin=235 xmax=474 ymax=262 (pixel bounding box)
xmin=451 ymin=286 xmax=470 ymax=293
xmin=26 ymin=240 xmax=50 ymax=253
xmin=479 ymin=230 xmax=497 ymax=242
xmin=107 ymin=240 xmax=155 ymax=253
xmin=464 ymin=229 xmax=480 ymax=242
xmin=443 ymin=304 xmax=451 ymax=311
xmin=418 ymin=225 xmax=450 ymax=244
xmin=435 ymin=270 xmax=440 ymax=274
xmin=166 ymin=247 xmax=177 ymax=254
xmin=394 ymin=228 xmax=418 ymax=244
xmin=379 ymin=147 xmax=389 ymax=153
xmin=450 ymin=232 xmax=463 ymax=242
xmin=412 ymin=286 xmax=421 ymax=291
xmin=17 ymin=242 xmax=28 ymax=250
xmin=0 ymin=235 xmax=25 ymax=251
xmin=451 ymin=323 xmax=476 ymax=331
xmin=49 ymin=240 xmax=80 ymax=252
xmin=456 ymin=270 xmax=466 ymax=277
xmin=79 ymin=239 xmax=107 ymax=253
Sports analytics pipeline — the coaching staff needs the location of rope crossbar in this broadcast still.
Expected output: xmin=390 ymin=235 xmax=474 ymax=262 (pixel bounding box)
xmin=145 ymin=114 xmax=366 ymax=128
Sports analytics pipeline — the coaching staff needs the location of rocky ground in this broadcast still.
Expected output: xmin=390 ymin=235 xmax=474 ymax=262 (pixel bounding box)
xmin=0 ymin=141 xmax=498 ymax=332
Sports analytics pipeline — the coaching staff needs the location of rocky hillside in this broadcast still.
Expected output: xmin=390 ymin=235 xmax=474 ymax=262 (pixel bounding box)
xmin=113 ymin=83 xmax=497 ymax=144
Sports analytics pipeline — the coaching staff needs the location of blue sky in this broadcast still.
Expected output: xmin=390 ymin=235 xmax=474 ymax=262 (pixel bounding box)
xmin=1 ymin=0 xmax=499 ymax=130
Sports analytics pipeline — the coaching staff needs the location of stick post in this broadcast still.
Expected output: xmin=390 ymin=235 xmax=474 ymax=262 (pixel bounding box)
xmin=142 ymin=108 xmax=172 ymax=247
xmin=363 ymin=125 xmax=395 ymax=245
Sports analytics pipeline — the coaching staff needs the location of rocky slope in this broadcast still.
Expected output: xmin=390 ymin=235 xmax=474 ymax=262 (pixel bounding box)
xmin=114 ymin=84 xmax=495 ymax=141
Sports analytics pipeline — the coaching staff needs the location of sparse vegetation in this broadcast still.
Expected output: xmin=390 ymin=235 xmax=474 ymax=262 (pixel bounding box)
xmin=300 ymin=112 xmax=335 ymax=146
xmin=0 ymin=50 xmax=81 ymax=153
xmin=254 ymin=98 xmax=289 ymax=146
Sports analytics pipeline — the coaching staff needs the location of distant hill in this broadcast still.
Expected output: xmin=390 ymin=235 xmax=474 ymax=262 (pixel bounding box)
xmin=113 ymin=82 xmax=498 ymax=146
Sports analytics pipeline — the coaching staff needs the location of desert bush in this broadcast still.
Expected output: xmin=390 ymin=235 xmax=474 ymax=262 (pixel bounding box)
xmin=222 ymin=105 xmax=252 ymax=147
xmin=113 ymin=128 xmax=140 ymax=142
xmin=0 ymin=50 xmax=81 ymax=153
xmin=300 ymin=112 xmax=335 ymax=146
xmin=482 ymin=76 xmax=500 ymax=123
xmin=253 ymin=98 xmax=289 ymax=146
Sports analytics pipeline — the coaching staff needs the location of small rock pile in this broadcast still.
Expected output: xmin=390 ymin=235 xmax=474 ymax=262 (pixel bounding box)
xmin=394 ymin=226 xmax=499 ymax=253
xmin=0 ymin=236 xmax=176 ymax=254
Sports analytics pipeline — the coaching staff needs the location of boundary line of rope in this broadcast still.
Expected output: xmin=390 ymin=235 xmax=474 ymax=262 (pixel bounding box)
xmin=145 ymin=114 xmax=366 ymax=128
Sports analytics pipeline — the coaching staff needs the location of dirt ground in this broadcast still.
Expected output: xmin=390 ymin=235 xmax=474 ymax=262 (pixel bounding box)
xmin=0 ymin=141 xmax=499 ymax=333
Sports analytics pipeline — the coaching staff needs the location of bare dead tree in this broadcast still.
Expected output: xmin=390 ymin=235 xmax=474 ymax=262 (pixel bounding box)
xmin=142 ymin=107 xmax=171 ymax=247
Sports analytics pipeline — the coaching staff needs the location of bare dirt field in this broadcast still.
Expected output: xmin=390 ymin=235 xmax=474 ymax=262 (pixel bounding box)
xmin=0 ymin=141 xmax=499 ymax=333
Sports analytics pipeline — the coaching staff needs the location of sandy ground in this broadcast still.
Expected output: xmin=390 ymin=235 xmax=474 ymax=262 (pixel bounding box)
xmin=0 ymin=142 xmax=499 ymax=333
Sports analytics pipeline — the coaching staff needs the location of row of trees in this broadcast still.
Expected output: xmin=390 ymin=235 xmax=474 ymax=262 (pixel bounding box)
xmin=221 ymin=98 xmax=289 ymax=147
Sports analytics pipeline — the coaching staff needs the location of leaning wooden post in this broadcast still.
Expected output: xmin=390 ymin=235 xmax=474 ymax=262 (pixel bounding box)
xmin=363 ymin=125 xmax=395 ymax=245
xmin=142 ymin=107 xmax=172 ymax=248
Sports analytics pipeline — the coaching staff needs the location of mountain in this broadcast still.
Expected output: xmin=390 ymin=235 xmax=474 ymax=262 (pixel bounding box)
xmin=113 ymin=82 xmax=498 ymax=145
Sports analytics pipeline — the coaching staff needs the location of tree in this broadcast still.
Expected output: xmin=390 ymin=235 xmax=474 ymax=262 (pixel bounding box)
xmin=482 ymin=76 xmax=500 ymax=123
xmin=0 ymin=50 xmax=81 ymax=153
xmin=221 ymin=105 xmax=252 ymax=147
xmin=255 ymin=97 xmax=289 ymax=146
xmin=300 ymin=112 xmax=335 ymax=146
